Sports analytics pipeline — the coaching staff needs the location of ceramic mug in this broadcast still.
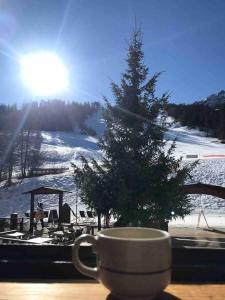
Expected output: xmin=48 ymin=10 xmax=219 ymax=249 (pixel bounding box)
xmin=72 ymin=227 xmax=171 ymax=300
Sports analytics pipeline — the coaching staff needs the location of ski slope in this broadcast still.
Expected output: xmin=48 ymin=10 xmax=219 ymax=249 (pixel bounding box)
xmin=166 ymin=122 xmax=225 ymax=227
xmin=0 ymin=115 xmax=225 ymax=228
xmin=166 ymin=121 xmax=225 ymax=160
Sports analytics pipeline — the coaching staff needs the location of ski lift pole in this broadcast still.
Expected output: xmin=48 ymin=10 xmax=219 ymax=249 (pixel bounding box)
xmin=202 ymin=209 xmax=210 ymax=228
xmin=196 ymin=195 xmax=210 ymax=229
xmin=197 ymin=195 xmax=203 ymax=228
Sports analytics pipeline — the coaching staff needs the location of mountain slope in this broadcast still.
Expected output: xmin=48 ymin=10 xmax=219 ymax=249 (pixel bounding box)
xmin=0 ymin=115 xmax=225 ymax=228
xmin=202 ymin=90 xmax=225 ymax=107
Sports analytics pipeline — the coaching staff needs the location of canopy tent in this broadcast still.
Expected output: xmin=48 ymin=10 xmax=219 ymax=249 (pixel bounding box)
xmin=22 ymin=186 xmax=71 ymax=233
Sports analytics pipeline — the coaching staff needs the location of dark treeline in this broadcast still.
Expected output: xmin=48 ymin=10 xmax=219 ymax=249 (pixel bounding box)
xmin=0 ymin=100 xmax=100 ymax=184
xmin=0 ymin=129 xmax=42 ymax=184
xmin=168 ymin=102 xmax=225 ymax=140
xmin=0 ymin=100 xmax=100 ymax=133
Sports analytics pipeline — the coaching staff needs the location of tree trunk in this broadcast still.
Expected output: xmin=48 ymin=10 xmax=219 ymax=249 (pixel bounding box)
xmin=20 ymin=132 xmax=24 ymax=177
xmin=97 ymin=212 xmax=101 ymax=231
xmin=23 ymin=131 xmax=30 ymax=177
xmin=0 ymin=164 xmax=4 ymax=181
xmin=159 ymin=220 xmax=169 ymax=232
xmin=105 ymin=213 xmax=110 ymax=228
xmin=103 ymin=211 xmax=110 ymax=227
xmin=7 ymin=164 xmax=13 ymax=185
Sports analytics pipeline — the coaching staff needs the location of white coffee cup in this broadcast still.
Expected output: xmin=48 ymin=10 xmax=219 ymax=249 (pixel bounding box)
xmin=73 ymin=227 xmax=171 ymax=300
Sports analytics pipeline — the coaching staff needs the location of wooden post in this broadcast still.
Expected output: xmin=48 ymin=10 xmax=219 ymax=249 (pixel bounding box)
xmin=30 ymin=193 xmax=34 ymax=234
xmin=59 ymin=192 xmax=63 ymax=228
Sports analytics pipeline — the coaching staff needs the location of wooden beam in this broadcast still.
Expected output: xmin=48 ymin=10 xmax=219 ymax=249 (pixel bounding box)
xmin=23 ymin=186 xmax=71 ymax=195
xmin=183 ymin=183 xmax=225 ymax=200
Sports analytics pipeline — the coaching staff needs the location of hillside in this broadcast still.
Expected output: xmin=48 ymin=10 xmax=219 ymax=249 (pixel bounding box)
xmin=0 ymin=114 xmax=225 ymax=227
xmin=168 ymin=90 xmax=225 ymax=140
xmin=203 ymin=90 xmax=225 ymax=107
xmin=0 ymin=112 xmax=104 ymax=218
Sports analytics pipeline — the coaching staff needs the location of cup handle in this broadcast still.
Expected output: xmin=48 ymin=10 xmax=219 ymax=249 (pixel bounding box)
xmin=72 ymin=234 xmax=99 ymax=280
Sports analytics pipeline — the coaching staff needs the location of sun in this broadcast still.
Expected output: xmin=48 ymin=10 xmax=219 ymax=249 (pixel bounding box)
xmin=20 ymin=51 xmax=69 ymax=96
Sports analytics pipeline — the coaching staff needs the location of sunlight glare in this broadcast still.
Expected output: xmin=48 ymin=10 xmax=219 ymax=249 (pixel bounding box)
xmin=20 ymin=51 xmax=69 ymax=96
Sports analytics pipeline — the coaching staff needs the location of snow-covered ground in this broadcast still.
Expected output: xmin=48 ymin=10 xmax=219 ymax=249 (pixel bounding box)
xmin=41 ymin=131 xmax=102 ymax=168
xmin=1 ymin=114 xmax=225 ymax=228
xmin=165 ymin=122 xmax=225 ymax=159
xmin=166 ymin=121 xmax=225 ymax=227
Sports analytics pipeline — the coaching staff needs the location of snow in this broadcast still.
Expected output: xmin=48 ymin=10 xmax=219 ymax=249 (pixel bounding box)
xmin=41 ymin=131 xmax=101 ymax=168
xmin=1 ymin=114 xmax=225 ymax=228
xmin=0 ymin=171 xmax=84 ymax=217
xmin=170 ymin=214 xmax=225 ymax=228
xmin=165 ymin=120 xmax=225 ymax=159
xmin=85 ymin=110 xmax=105 ymax=137
xmin=166 ymin=121 xmax=225 ymax=227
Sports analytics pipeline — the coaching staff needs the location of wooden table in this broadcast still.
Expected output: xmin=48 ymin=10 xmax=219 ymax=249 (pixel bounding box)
xmin=0 ymin=281 xmax=224 ymax=300
xmin=6 ymin=232 xmax=25 ymax=239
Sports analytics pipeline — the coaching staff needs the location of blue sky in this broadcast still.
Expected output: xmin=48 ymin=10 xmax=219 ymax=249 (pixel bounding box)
xmin=1 ymin=0 xmax=225 ymax=104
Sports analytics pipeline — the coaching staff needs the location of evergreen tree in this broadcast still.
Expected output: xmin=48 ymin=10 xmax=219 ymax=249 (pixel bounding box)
xmin=73 ymin=29 xmax=195 ymax=230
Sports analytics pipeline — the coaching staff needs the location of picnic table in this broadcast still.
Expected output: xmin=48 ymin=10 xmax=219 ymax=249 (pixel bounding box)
xmin=6 ymin=232 xmax=25 ymax=239
xmin=0 ymin=281 xmax=224 ymax=299
xmin=25 ymin=237 xmax=53 ymax=244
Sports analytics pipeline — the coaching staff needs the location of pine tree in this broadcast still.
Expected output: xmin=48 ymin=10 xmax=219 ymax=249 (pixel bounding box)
xmin=73 ymin=29 xmax=195 ymax=230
